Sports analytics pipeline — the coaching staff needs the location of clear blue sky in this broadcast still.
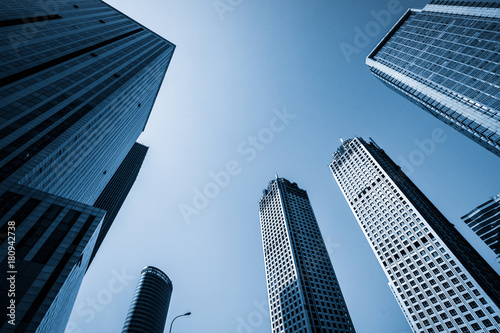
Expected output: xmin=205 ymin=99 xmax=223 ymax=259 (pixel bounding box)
xmin=67 ymin=0 xmax=500 ymax=332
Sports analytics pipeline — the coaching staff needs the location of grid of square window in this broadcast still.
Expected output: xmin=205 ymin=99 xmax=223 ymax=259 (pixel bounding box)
xmin=330 ymin=137 xmax=500 ymax=333
xmin=260 ymin=178 xmax=356 ymax=333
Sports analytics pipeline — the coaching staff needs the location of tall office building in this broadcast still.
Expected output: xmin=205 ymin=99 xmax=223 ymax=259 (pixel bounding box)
xmin=259 ymin=177 xmax=356 ymax=333
xmin=366 ymin=1 xmax=500 ymax=157
xmin=461 ymin=194 xmax=500 ymax=264
xmin=122 ymin=266 xmax=173 ymax=333
xmin=0 ymin=184 xmax=106 ymax=333
xmin=0 ymin=0 xmax=174 ymax=204
xmin=0 ymin=0 xmax=175 ymax=331
xmin=329 ymin=137 xmax=500 ymax=333
xmin=89 ymin=142 xmax=149 ymax=267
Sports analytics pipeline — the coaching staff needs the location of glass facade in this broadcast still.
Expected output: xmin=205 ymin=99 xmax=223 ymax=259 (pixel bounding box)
xmin=260 ymin=178 xmax=356 ymax=333
xmin=461 ymin=193 xmax=500 ymax=264
xmin=89 ymin=142 xmax=149 ymax=268
xmin=0 ymin=0 xmax=175 ymax=331
xmin=330 ymin=137 xmax=500 ymax=333
xmin=366 ymin=1 xmax=500 ymax=157
xmin=0 ymin=183 xmax=105 ymax=332
xmin=122 ymin=266 xmax=173 ymax=333
xmin=0 ymin=0 xmax=175 ymax=205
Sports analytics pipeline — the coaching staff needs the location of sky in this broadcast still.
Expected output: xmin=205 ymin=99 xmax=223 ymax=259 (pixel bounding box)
xmin=67 ymin=0 xmax=500 ymax=332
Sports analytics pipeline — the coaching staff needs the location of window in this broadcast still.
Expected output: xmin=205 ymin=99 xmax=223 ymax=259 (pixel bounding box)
xmin=476 ymin=310 xmax=485 ymax=318
xmin=469 ymin=301 xmax=478 ymax=309
xmin=482 ymin=319 xmax=492 ymax=327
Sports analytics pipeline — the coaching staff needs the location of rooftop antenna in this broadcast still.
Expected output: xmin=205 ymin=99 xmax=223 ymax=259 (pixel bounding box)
xmin=275 ymin=173 xmax=279 ymax=179
xmin=369 ymin=137 xmax=381 ymax=149
xmin=340 ymin=137 xmax=344 ymax=144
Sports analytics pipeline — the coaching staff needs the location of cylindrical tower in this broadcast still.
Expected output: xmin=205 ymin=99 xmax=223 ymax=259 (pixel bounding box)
xmin=122 ymin=266 xmax=173 ymax=333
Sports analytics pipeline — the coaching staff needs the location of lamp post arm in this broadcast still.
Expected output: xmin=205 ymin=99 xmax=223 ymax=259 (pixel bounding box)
xmin=169 ymin=313 xmax=190 ymax=333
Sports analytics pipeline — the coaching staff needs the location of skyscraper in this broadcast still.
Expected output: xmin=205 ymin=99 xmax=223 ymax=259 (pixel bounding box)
xmin=0 ymin=0 xmax=174 ymax=204
xmin=366 ymin=1 xmax=500 ymax=157
xmin=0 ymin=0 xmax=175 ymax=331
xmin=89 ymin=142 xmax=149 ymax=267
xmin=122 ymin=266 xmax=173 ymax=333
xmin=0 ymin=184 xmax=106 ymax=333
xmin=259 ymin=177 xmax=356 ymax=333
xmin=461 ymin=193 xmax=500 ymax=264
xmin=329 ymin=137 xmax=500 ymax=333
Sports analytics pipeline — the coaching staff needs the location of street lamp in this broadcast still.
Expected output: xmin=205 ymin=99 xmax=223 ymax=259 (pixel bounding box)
xmin=168 ymin=312 xmax=191 ymax=333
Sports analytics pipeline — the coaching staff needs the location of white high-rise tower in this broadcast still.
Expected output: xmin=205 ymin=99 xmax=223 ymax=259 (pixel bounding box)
xmin=259 ymin=177 xmax=356 ymax=333
xmin=329 ymin=137 xmax=500 ymax=333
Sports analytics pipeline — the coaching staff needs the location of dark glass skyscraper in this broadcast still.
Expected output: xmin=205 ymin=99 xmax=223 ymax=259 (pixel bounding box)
xmin=330 ymin=137 xmax=500 ymax=333
xmin=89 ymin=142 xmax=149 ymax=267
xmin=0 ymin=0 xmax=174 ymax=331
xmin=122 ymin=266 xmax=173 ymax=333
xmin=0 ymin=0 xmax=174 ymax=203
xmin=259 ymin=177 xmax=356 ymax=333
xmin=0 ymin=184 xmax=106 ymax=333
xmin=461 ymin=193 xmax=500 ymax=264
xmin=366 ymin=1 xmax=500 ymax=157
